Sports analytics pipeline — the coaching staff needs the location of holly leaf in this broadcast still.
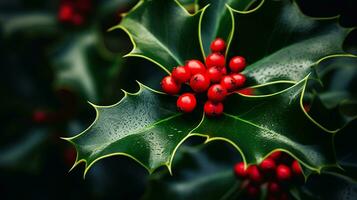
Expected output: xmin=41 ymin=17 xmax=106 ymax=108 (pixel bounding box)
xmin=193 ymin=76 xmax=336 ymax=171
xmin=299 ymin=172 xmax=357 ymax=200
xmin=66 ymin=75 xmax=337 ymax=176
xmin=66 ymin=0 xmax=353 ymax=176
xmin=143 ymin=143 xmax=240 ymax=200
xmin=198 ymin=0 xmax=259 ymax=57
xmin=0 ymin=128 xmax=48 ymax=172
xmin=314 ymin=56 xmax=357 ymax=109
xmin=304 ymin=56 xmax=357 ymax=131
xmin=0 ymin=12 xmax=58 ymax=38
xmin=51 ymin=30 xmax=122 ymax=103
xmin=110 ymin=0 xmax=206 ymax=73
xmin=228 ymin=0 xmax=355 ymax=85
xmin=64 ymin=83 xmax=200 ymax=176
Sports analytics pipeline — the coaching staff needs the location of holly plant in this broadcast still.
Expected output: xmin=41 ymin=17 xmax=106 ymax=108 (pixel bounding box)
xmin=64 ymin=0 xmax=356 ymax=199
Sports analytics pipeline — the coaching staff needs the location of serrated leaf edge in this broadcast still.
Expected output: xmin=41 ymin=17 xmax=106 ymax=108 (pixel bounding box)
xmin=185 ymin=75 xmax=340 ymax=179
xmin=109 ymin=0 xmax=209 ymax=75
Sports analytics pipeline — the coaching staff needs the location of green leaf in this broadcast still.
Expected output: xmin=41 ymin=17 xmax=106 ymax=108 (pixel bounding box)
xmin=67 ymin=76 xmax=337 ymax=176
xmin=111 ymin=0 xmax=206 ymax=73
xmin=0 ymin=12 xmax=58 ymax=38
xmin=314 ymin=56 xmax=357 ymax=109
xmin=228 ymin=0 xmax=355 ymax=85
xmin=51 ymin=30 xmax=122 ymax=103
xmin=334 ymin=119 xmax=357 ymax=180
xmin=198 ymin=0 xmax=259 ymax=57
xmin=67 ymin=0 xmax=352 ymax=176
xmin=299 ymin=172 xmax=357 ymax=200
xmin=0 ymin=129 xmax=48 ymax=171
xmin=64 ymin=83 xmax=200 ymax=176
xmin=143 ymin=143 xmax=240 ymax=200
xmin=193 ymin=76 xmax=336 ymax=171
xmin=304 ymin=56 xmax=357 ymax=131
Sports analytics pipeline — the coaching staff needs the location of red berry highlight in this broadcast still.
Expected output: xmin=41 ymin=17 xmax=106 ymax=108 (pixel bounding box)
xmin=207 ymin=66 xmax=225 ymax=83
xmin=186 ymin=60 xmax=206 ymax=75
xmin=234 ymin=162 xmax=247 ymax=178
xmin=229 ymin=56 xmax=246 ymax=72
xmin=269 ymin=151 xmax=282 ymax=160
xmin=190 ymin=73 xmax=210 ymax=93
xmin=177 ymin=93 xmax=196 ymax=113
xmin=291 ymin=160 xmax=302 ymax=176
xmin=210 ymin=38 xmax=226 ymax=52
xmin=207 ymin=84 xmax=227 ymax=102
xmin=161 ymin=76 xmax=181 ymax=95
xmin=260 ymin=158 xmax=276 ymax=173
xmin=172 ymin=66 xmax=191 ymax=83
xmin=204 ymin=101 xmax=223 ymax=116
xmin=276 ymin=164 xmax=292 ymax=182
xmin=206 ymin=53 xmax=225 ymax=68
xmin=220 ymin=75 xmax=236 ymax=91
xmin=231 ymin=73 xmax=246 ymax=88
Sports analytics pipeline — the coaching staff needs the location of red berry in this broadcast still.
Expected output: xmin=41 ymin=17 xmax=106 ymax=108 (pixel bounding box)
xmin=260 ymin=158 xmax=276 ymax=173
xmin=58 ymin=4 xmax=74 ymax=22
xmin=206 ymin=53 xmax=225 ymax=68
xmin=246 ymin=184 xmax=260 ymax=198
xmin=204 ymin=101 xmax=224 ymax=117
xmin=276 ymin=164 xmax=292 ymax=182
xmin=248 ymin=165 xmax=263 ymax=183
xmin=210 ymin=38 xmax=226 ymax=52
xmin=229 ymin=56 xmax=246 ymax=72
xmin=234 ymin=162 xmax=247 ymax=178
xmin=303 ymin=103 xmax=311 ymax=112
xmin=269 ymin=151 xmax=282 ymax=160
xmin=190 ymin=73 xmax=210 ymax=93
xmin=161 ymin=76 xmax=181 ymax=95
xmin=267 ymin=182 xmax=281 ymax=194
xmin=220 ymin=75 xmax=237 ymax=91
xmin=172 ymin=66 xmax=191 ymax=83
xmin=207 ymin=84 xmax=227 ymax=102
xmin=221 ymin=66 xmax=227 ymax=75
xmin=231 ymin=73 xmax=246 ymax=88
xmin=207 ymin=66 xmax=224 ymax=83
xmin=177 ymin=93 xmax=196 ymax=113
xmin=72 ymin=13 xmax=84 ymax=25
xmin=291 ymin=160 xmax=302 ymax=176
xmin=32 ymin=110 xmax=48 ymax=123
xmin=186 ymin=60 xmax=206 ymax=75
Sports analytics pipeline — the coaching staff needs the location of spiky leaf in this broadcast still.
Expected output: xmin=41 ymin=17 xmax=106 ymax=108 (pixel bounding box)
xmin=66 ymin=0 xmax=354 ymax=175
xmin=111 ymin=0 xmax=205 ymax=73
xmin=65 ymin=84 xmax=199 ymax=176
xmin=229 ymin=0 xmax=354 ymax=85
xmin=193 ymin=76 xmax=336 ymax=171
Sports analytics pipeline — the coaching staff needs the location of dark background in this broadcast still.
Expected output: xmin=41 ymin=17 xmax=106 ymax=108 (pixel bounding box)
xmin=0 ymin=0 xmax=356 ymax=199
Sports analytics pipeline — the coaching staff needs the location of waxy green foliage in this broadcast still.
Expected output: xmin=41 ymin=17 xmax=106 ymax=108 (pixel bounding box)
xmin=65 ymin=0 xmax=356 ymax=177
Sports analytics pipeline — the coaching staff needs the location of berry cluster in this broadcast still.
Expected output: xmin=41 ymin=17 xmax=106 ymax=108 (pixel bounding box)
xmin=58 ymin=0 xmax=92 ymax=25
xmin=234 ymin=151 xmax=303 ymax=200
xmin=161 ymin=38 xmax=247 ymax=116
